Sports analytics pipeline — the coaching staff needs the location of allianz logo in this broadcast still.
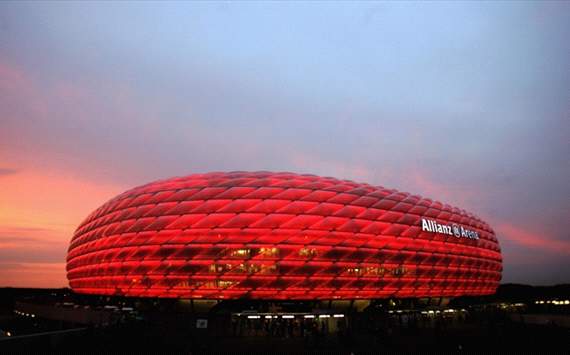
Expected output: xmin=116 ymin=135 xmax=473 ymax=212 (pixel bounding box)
xmin=421 ymin=218 xmax=479 ymax=240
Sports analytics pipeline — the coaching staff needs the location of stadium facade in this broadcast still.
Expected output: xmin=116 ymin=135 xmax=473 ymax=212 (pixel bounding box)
xmin=66 ymin=171 xmax=502 ymax=300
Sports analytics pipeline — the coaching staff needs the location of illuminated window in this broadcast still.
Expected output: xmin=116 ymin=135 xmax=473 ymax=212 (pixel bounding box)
xmin=259 ymin=247 xmax=279 ymax=257
xmin=208 ymin=263 xmax=277 ymax=274
xmin=392 ymin=267 xmax=407 ymax=276
xmin=217 ymin=280 xmax=234 ymax=288
xmin=259 ymin=264 xmax=278 ymax=274
xmin=202 ymin=280 xmax=236 ymax=288
xmin=209 ymin=264 xmax=229 ymax=273
xmin=346 ymin=267 xmax=362 ymax=275
xmin=364 ymin=266 xmax=386 ymax=275
xmin=229 ymin=249 xmax=251 ymax=258
xmin=299 ymin=247 xmax=317 ymax=257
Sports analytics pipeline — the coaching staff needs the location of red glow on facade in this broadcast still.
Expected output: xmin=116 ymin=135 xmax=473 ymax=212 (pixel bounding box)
xmin=66 ymin=171 xmax=502 ymax=299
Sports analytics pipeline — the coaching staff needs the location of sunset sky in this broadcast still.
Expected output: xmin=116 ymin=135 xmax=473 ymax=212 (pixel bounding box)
xmin=1 ymin=1 xmax=569 ymax=287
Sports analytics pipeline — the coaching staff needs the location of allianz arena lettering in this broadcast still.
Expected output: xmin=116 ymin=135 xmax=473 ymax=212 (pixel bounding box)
xmin=421 ymin=218 xmax=480 ymax=240
xmin=66 ymin=171 xmax=502 ymax=299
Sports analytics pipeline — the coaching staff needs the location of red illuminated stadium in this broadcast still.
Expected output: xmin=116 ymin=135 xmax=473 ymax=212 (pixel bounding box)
xmin=66 ymin=171 xmax=502 ymax=299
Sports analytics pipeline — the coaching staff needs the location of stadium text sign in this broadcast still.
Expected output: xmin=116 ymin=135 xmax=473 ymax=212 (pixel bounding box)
xmin=421 ymin=218 xmax=479 ymax=240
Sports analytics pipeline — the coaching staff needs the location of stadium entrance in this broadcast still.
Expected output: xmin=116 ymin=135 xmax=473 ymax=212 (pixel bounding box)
xmin=229 ymin=312 xmax=347 ymax=338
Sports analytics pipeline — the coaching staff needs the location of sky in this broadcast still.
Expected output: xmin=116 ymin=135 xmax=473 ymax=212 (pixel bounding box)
xmin=0 ymin=1 xmax=569 ymax=288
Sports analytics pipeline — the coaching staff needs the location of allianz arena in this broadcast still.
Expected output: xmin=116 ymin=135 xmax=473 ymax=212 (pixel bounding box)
xmin=66 ymin=171 xmax=502 ymax=299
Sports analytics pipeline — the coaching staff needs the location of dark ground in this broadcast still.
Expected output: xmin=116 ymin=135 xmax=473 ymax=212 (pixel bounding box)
xmin=1 ymin=285 xmax=570 ymax=353
xmin=2 ymin=310 xmax=569 ymax=353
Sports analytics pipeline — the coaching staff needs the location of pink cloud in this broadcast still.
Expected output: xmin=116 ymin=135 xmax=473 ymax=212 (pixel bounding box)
xmin=0 ymin=167 xmax=125 ymax=287
xmin=0 ymin=263 xmax=67 ymax=288
xmin=495 ymin=222 xmax=570 ymax=256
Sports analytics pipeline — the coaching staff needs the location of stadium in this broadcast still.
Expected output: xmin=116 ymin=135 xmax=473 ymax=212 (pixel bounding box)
xmin=66 ymin=171 xmax=502 ymax=300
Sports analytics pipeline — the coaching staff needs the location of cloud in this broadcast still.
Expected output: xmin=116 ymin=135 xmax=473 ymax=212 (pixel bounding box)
xmin=0 ymin=226 xmax=55 ymax=234
xmin=0 ymin=262 xmax=67 ymax=288
xmin=0 ymin=227 xmax=67 ymax=263
xmin=0 ymin=235 xmax=55 ymax=244
xmin=0 ymin=168 xmax=17 ymax=176
xmin=496 ymin=222 xmax=570 ymax=256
